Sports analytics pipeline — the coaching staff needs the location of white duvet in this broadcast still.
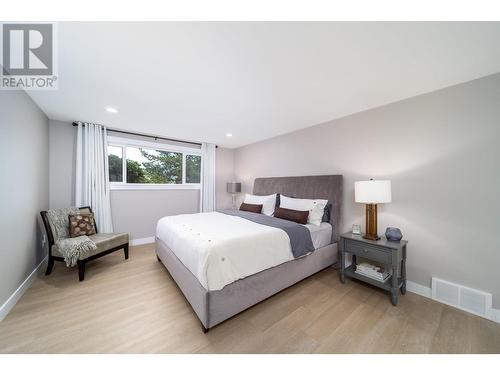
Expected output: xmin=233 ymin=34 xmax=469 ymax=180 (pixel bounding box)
xmin=156 ymin=212 xmax=294 ymax=291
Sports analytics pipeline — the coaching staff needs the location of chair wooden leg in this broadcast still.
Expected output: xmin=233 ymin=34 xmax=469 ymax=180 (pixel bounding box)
xmin=78 ymin=261 xmax=85 ymax=281
xmin=124 ymin=243 xmax=129 ymax=260
xmin=45 ymin=257 xmax=55 ymax=276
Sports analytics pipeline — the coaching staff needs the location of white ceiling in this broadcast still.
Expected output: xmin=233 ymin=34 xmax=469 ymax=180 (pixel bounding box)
xmin=28 ymin=22 xmax=500 ymax=148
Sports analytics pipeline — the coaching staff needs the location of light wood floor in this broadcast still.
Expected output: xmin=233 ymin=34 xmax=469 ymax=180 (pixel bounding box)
xmin=1 ymin=244 xmax=499 ymax=354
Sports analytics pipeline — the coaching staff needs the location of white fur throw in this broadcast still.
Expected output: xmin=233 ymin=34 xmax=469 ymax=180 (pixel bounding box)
xmin=56 ymin=236 xmax=97 ymax=267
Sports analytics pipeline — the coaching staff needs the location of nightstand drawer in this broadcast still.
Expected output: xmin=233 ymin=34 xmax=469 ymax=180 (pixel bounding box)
xmin=345 ymin=240 xmax=391 ymax=264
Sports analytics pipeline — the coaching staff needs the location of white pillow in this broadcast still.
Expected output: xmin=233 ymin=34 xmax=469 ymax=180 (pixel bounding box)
xmin=243 ymin=193 xmax=277 ymax=216
xmin=279 ymin=195 xmax=328 ymax=226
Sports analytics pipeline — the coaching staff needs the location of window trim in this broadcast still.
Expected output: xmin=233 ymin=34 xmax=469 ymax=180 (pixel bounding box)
xmin=110 ymin=183 xmax=200 ymax=191
xmin=107 ymin=136 xmax=202 ymax=190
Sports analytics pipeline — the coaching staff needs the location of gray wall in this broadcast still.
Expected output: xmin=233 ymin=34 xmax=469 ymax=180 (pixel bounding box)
xmin=48 ymin=121 xmax=235 ymax=240
xmin=215 ymin=147 xmax=235 ymax=210
xmin=0 ymin=90 xmax=49 ymax=307
xmin=111 ymin=189 xmax=200 ymax=239
xmin=234 ymin=73 xmax=500 ymax=308
xmin=49 ymin=120 xmax=76 ymax=208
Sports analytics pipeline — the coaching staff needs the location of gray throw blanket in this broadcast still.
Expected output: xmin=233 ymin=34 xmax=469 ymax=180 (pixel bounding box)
xmin=219 ymin=209 xmax=315 ymax=258
xmin=46 ymin=207 xmax=97 ymax=267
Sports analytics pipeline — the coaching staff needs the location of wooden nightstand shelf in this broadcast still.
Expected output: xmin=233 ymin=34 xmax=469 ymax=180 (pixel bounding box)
xmin=339 ymin=232 xmax=408 ymax=306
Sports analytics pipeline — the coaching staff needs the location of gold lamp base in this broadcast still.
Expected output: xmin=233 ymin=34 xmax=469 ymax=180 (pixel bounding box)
xmin=362 ymin=204 xmax=380 ymax=241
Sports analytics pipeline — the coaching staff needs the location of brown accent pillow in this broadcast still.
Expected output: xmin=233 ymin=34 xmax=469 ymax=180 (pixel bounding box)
xmin=239 ymin=202 xmax=263 ymax=214
xmin=68 ymin=213 xmax=97 ymax=238
xmin=274 ymin=207 xmax=309 ymax=224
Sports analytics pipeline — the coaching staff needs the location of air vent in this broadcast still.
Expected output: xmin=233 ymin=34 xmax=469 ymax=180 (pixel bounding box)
xmin=432 ymin=277 xmax=492 ymax=318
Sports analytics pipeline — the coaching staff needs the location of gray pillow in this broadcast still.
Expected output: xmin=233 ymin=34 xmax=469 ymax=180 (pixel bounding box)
xmin=322 ymin=203 xmax=332 ymax=223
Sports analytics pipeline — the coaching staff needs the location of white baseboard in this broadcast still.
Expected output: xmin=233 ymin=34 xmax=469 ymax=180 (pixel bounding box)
xmin=406 ymin=279 xmax=500 ymax=324
xmin=0 ymin=257 xmax=47 ymax=321
xmin=406 ymin=280 xmax=432 ymax=298
xmin=130 ymin=236 xmax=155 ymax=246
xmin=490 ymin=308 xmax=500 ymax=324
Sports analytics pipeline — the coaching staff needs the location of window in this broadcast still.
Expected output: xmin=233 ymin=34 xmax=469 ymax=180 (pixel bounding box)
xmin=186 ymin=154 xmax=201 ymax=183
xmin=107 ymin=136 xmax=202 ymax=189
xmin=108 ymin=145 xmax=123 ymax=182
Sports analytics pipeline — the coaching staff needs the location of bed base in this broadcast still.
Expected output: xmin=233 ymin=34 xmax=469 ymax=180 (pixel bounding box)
xmin=155 ymin=237 xmax=338 ymax=332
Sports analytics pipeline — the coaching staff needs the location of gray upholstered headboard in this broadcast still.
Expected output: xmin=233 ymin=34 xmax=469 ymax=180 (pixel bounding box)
xmin=253 ymin=175 xmax=343 ymax=242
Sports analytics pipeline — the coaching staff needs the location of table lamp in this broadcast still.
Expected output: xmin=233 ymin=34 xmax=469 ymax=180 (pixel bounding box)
xmin=226 ymin=182 xmax=241 ymax=209
xmin=354 ymin=179 xmax=392 ymax=240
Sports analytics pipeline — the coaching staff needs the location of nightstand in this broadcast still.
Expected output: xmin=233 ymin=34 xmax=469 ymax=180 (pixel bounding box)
xmin=339 ymin=232 xmax=407 ymax=306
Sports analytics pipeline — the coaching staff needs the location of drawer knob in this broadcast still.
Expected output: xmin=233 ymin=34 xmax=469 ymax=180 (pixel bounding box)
xmin=363 ymin=249 xmax=368 ymax=253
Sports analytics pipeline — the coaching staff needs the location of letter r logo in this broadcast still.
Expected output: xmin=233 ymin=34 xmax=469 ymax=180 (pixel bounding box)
xmin=2 ymin=24 xmax=53 ymax=76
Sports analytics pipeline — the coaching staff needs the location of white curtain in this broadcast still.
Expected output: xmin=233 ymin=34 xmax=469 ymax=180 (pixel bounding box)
xmin=200 ymin=142 xmax=216 ymax=212
xmin=75 ymin=122 xmax=114 ymax=232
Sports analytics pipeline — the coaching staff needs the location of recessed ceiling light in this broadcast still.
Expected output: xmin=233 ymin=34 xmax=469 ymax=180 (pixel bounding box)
xmin=105 ymin=107 xmax=118 ymax=113
xmin=226 ymin=133 xmax=233 ymax=137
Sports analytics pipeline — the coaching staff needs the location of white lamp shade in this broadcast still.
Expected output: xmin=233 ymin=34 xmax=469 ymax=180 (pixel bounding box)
xmin=355 ymin=180 xmax=392 ymax=204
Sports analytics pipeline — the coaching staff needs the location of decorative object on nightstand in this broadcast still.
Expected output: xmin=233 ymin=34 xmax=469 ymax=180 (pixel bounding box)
xmin=352 ymin=224 xmax=361 ymax=235
xmin=354 ymin=179 xmax=392 ymax=240
xmin=385 ymin=227 xmax=403 ymax=241
xmin=339 ymin=232 xmax=407 ymax=306
xmin=226 ymin=182 xmax=242 ymax=209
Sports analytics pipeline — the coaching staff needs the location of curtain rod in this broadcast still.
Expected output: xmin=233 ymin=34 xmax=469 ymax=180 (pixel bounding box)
xmin=71 ymin=122 xmax=212 ymax=148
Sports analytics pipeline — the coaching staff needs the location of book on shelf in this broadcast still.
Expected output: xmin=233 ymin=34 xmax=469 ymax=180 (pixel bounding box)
xmin=355 ymin=269 xmax=391 ymax=282
xmin=354 ymin=261 xmax=391 ymax=282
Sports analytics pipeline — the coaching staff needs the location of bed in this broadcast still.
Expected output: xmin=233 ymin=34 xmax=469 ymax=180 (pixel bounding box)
xmin=155 ymin=175 xmax=343 ymax=332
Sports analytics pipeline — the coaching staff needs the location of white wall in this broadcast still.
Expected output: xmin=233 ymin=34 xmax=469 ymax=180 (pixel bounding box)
xmin=234 ymin=73 xmax=500 ymax=308
xmin=0 ymin=90 xmax=49 ymax=309
xmin=48 ymin=121 xmax=235 ymax=239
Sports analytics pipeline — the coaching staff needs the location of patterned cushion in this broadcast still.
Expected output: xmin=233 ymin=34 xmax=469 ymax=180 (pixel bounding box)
xmin=68 ymin=214 xmax=96 ymax=238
